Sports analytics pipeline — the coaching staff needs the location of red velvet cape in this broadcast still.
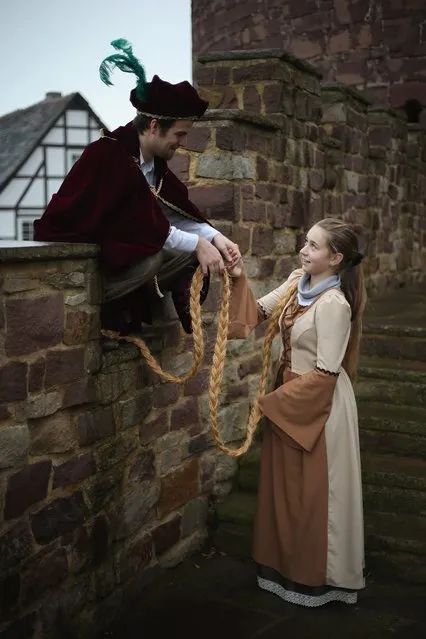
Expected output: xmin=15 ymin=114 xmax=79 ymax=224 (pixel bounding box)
xmin=34 ymin=121 xmax=211 ymax=274
xmin=33 ymin=122 xmax=212 ymax=333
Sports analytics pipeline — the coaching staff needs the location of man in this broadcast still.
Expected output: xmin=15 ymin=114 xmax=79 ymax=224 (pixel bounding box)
xmin=34 ymin=39 xmax=240 ymax=336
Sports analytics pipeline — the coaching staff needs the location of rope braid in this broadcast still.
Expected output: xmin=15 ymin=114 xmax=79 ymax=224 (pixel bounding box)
xmin=102 ymin=266 xmax=297 ymax=456
xmin=101 ymin=267 xmax=205 ymax=384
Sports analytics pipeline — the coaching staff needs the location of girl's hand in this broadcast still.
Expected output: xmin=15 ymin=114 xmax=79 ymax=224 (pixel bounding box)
xmin=226 ymin=258 xmax=243 ymax=278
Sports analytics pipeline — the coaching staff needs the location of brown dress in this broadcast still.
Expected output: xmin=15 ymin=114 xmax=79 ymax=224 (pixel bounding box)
xmin=228 ymin=269 xmax=364 ymax=607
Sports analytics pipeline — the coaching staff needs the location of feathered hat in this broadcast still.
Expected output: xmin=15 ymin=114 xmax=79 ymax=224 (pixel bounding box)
xmin=99 ymin=38 xmax=208 ymax=120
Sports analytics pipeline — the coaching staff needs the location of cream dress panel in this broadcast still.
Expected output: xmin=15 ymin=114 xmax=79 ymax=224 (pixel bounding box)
xmin=288 ymin=290 xmax=365 ymax=590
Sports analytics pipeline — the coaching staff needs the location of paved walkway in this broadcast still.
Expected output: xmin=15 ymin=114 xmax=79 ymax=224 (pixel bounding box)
xmin=100 ymin=549 xmax=425 ymax=639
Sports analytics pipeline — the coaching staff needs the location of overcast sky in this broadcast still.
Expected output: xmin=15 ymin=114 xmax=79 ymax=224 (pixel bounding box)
xmin=1 ymin=0 xmax=192 ymax=129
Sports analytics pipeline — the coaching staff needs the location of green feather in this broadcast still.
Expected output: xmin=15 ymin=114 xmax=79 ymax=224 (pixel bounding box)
xmin=99 ymin=38 xmax=148 ymax=100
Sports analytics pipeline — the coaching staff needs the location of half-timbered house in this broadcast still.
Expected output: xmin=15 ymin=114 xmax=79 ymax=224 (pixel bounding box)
xmin=0 ymin=92 xmax=106 ymax=240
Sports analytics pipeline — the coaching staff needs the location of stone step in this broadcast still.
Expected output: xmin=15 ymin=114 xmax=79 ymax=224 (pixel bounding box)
xmin=361 ymin=330 xmax=426 ymax=362
xmin=358 ymin=401 xmax=426 ymax=434
xmin=216 ymin=491 xmax=256 ymax=527
xmin=358 ymin=356 xmax=426 ymax=384
xmin=362 ymin=453 xmax=426 ymax=492
xmin=363 ymin=323 xmax=426 ymax=340
xmin=215 ymin=494 xmax=426 ymax=557
xmin=212 ymin=493 xmax=426 ymax=582
xmin=237 ymin=449 xmax=426 ymax=510
xmin=356 ymin=378 xmax=426 ymax=407
xmin=365 ymin=511 xmax=426 ymax=557
xmin=358 ymin=403 xmax=426 ymax=458
xmin=363 ymin=483 xmax=426 ymax=517
xmin=360 ymin=428 xmax=426 ymax=459
xmin=365 ymin=551 xmax=426 ymax=584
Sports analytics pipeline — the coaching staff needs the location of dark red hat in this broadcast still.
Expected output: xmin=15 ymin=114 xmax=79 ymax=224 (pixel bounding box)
xmin=130 ymin=75 xmax=208 ymax=120
xmin=99 ymin=39 xmax=208 ymax=121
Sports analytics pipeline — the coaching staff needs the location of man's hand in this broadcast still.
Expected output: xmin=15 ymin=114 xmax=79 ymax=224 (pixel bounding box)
xmin=212 ymin=234 xmax=241 ymax=268
xmin=196 ymin=236 xmax=225 ymax=275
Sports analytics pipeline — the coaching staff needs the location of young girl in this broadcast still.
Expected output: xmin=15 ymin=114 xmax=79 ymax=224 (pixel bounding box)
xmin=227 ymin=217 xmax=367 ymax=607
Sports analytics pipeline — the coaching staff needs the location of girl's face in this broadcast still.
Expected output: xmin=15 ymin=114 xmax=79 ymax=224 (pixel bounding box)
xmin=299 ymin=225 xmax=342 ymax=277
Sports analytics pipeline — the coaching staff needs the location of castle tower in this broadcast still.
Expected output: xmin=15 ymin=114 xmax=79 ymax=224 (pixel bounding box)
xmin=192 ymin=0 xmax=426 ymax=123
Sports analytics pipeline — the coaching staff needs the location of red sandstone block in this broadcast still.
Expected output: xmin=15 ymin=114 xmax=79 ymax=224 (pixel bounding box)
xmin=233 ymin=62 xmax=291 ymax=84
xmin=288 ymin=0 xmax=324 ymax=19
xmin=152 ymin=515 xmax=182 ymax=556
xmin=291 ymin=34 xmax=324 ymax=59
xmin=188 ymin=184 xmax=236 ymax=221
xmin=335 ymin=59 xmax=367 ymax=85
xmin=5 ymin=294 xmax=64 ymax=356
xmin=157 ymin=458 xmax=199 ymax=518
xmin=268 ymin=204 xmax=290 ymax=229
xmin=44 ymin=348 xmax=85 ymax=388
xmin=242 ymin=201 xmax=267 ymax=223
xmin=171 ymin=397 xmax=199 ymax=431
xmin=62 ymin=378 xmax=96 ymax=408
xmin=256 ymin=156 xmax=268 ymax=181
xmin=28 ymin=358 xmax=45 ymax=393
xmin=53 ymin=452 xmax=95 ymax=489
xmin=329 ymin=29 xmax=351 ymax=54
xmin=263 ymin=84 xmax=285 ymax=114
xmin=4 ymin=461 xmax=52 ymax=520
xmin=184 ymin=368 xmax=210 ymax=397
xmin=0 ymin=361 xmax=28 ymax=402
xmin=238 ymin=354 xmax=263 ymax=379
xmin=194 ymin=66 xmax=215 ymax=86
xmin=153 ymin=383 xmax=180 ymax=409
xmin=215 ymin=67 xmax=231 ymax=85
xmin=243 ymin=86 xmax=262 ymax=113
xmin=230 ymin=225 xmax=251 ymax=254
xmin=31 ymin=492 xmax=88 ymax=544
xmin=369 ymin=127 xmax=393 ymax=148
xmin=252 ymin=226 xmax=275 ymax=255
xmin=187 ymin=126 xmax=211 ymax=152
xmin=216 ymin=127 xmax=246 ymax=152
xmin=168 ymin=152 xmax=190 ymax=181
xmin=76 ymin=407 xmax=115 ymax=446
xmin=139 ymin=412 xmax=169 ymax=444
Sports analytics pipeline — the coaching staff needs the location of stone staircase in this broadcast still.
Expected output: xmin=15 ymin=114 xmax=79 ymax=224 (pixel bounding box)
xmin=210 ymin=287 xmax=426 ymax=583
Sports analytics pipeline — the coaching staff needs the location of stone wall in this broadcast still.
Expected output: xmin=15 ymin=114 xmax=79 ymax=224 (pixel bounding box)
xmin=189 ymin=50 xmax=426 ymax=289
xmin=192 ymin=0 xmax=426 ymax=122
xmin=2 ymin=41 xmax=426 ymax=639
xmin=0 ymin=243 xmax=239 ymax=638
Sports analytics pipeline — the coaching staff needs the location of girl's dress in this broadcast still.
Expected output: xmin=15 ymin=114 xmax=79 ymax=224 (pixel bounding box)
xmin=228 ymin=269 xmax=364 ymax=607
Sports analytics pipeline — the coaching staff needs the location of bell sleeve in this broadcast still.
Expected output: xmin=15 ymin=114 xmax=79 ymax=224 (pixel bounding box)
xmin=227 ymin=268 xmax=303 ymax=339
xmin=257 ymin=291 xmax=352 ymax=452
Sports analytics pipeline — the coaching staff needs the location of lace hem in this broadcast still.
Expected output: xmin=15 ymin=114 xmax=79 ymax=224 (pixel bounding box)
xmin=315 ymin=366 xmax=339 ymax=377
xmin=258 ymin=577 xmax=357 ymax=608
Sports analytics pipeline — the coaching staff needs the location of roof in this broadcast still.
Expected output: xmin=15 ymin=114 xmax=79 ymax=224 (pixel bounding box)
xmin=0 ymin=92 xmax=106 ymax=191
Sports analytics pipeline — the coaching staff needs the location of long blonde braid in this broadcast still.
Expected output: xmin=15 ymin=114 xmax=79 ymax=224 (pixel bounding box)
xmin=208 ymin=275 xmax=298 ymax=457
xmin=102 ymin=267 xmax=297 ymax=457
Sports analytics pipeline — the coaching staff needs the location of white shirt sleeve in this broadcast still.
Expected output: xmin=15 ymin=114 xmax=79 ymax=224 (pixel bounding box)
xmin=164 ymin=226 xmax=199 ymax=253
xmin=162 ymin=212 xmax=220 ymax=253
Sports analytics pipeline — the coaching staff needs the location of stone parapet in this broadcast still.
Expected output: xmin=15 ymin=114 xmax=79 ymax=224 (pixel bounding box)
xmin=0 ymin=242 xmax=241 ymax=637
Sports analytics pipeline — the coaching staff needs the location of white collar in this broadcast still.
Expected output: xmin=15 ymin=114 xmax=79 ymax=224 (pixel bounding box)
xmin=139 ymin=149 xmax=154 ymax=172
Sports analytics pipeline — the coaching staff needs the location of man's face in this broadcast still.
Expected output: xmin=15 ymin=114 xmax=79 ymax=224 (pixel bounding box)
xmin=151 ymin=119 xmax=194 ymax=160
